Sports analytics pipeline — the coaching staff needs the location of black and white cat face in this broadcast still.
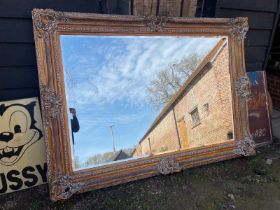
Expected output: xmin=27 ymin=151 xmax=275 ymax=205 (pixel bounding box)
xmin=0 ymin=102 xmax=42 ymax=166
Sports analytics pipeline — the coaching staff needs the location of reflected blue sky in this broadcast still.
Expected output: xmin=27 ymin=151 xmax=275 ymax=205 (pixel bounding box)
xmin=60 ymin=35 xmax=221 ymax=166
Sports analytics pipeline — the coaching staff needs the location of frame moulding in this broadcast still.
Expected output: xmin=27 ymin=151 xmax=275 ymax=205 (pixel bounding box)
xmin=32 ymin=9 xmax=255 ymax=201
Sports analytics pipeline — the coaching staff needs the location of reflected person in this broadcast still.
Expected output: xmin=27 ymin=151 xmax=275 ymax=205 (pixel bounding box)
xmin=70 ymin=108 xmax=80 ymax=145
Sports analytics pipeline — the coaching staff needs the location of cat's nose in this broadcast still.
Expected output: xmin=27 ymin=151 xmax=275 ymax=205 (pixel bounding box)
xmin=0 ymin=132 xmax=14 ymax=143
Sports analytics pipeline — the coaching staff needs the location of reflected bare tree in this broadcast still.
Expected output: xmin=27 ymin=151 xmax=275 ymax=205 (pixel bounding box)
xmin=146 ymin=53 xmax=201 ymax=108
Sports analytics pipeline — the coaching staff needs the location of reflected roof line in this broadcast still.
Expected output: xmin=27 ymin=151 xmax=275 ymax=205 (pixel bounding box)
xmin=138 ymin=37 xmax=228 ymax=144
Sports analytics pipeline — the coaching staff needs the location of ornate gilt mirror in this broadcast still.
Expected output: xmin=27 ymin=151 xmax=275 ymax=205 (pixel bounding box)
xmin=32 ymin=9 xmax=255 ymax=201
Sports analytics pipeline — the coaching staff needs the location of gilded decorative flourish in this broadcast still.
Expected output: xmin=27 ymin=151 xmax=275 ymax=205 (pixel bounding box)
xmin=144 ymin=16 xmax=169 ymax=32
xmin=32 ymin=9 xmax=252 ymax=201
xmin=235 ymin=76 xmax=251 ymax=100
xmin=230 ymin=17 xmax=249 ymax=41
xmin=50 ymin=175 xmax=81 ymax=200
xmin=32 ymin=9 xmax=68 ymax=40
xmin=40 ymin=87 xmax=62 ymax=120
xmin=236 ymin=135 xmax=256 ymax=156
xmin=158 ymin=158 xmax=181 ymax=175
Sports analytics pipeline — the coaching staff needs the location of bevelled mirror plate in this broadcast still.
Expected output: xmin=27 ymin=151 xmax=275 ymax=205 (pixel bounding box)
xmin=32 ymin=9 xmax=255 ymax=201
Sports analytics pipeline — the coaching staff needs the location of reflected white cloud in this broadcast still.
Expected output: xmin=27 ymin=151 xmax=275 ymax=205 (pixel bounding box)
xmin=62 ymin=36 xmax=221 ymax=108
xmin=60 ymin=35 xmax=222 ymax=169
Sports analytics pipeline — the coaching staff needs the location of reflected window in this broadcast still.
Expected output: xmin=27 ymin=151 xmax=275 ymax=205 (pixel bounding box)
xmin=227 ymin=131 xmax=233 ymax=140
xmin=203 ymin=103 xmax=209 ymax=115
xmin=190 ymin=107 xmax=200 ymax=127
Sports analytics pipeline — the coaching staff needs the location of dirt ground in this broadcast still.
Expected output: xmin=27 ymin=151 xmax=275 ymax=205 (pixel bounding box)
xmin=0 ymin=138 xmax=280 ymax=210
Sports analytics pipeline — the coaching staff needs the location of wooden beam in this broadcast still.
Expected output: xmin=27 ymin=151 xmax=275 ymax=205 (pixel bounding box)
xmin=182 ymin=0 xmax=197 ymax=17
xmin=133 ymin=0 xmax=197 ymax=16
xmin=219 ymin=0 xmax=278 ymax=12
xmin=263 ymin=1 xmax=280 ymax=70
xmin=133 ymin=0 xmax=158 ymax=15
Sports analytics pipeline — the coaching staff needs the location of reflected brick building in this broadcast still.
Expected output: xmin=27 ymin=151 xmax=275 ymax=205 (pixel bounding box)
xmin=133 ymin=38 xmax=233 ymax=157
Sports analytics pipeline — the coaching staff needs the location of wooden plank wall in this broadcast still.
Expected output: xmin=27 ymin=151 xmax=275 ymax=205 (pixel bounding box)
xmin=196 ymin=0 xmax=217 ymax=17
xmin=132 ymin=0 xmax=197 ymax=17
xmin=1 ymin=0 xmax=279 ymax=102
xmin=0 ymin=0 xmax=130 ymax=101
xmin=215 ymin=0 xmax=280 ymax=71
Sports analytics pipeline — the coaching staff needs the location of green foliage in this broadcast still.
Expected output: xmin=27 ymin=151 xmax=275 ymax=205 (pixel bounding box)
xmin=159 ymin=146 xmax=168 ymax=152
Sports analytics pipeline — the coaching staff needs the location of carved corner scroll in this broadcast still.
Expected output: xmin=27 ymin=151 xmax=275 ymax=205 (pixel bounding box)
xmin=230 ymin=17 xmax=248 ymax=41
xmin=236 ymin=135 xmax=256 ymax=156
xmin=50 ymin=175 xmax=82 ymax=201
xmin=32 ymin=10 xmax=253 ymax=201
xmin=144 ymin=16 xmax=169 ymax=32
xmin=235 ymin=76 xmax=252 ymax=100
xmin=158 ymin=158 xmax=181 ymax=175
xmin=40 ymin=86 xmax=62 ymax=121
xmin=32 ymin=9 xmax=68 ymax=40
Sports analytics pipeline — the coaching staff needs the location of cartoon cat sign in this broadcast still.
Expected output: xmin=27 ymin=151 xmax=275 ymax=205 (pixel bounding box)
xmin=0 ymin=98 xmax=47 ymax=194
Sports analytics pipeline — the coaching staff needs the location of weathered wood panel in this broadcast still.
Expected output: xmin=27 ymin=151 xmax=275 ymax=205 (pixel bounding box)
xmin=158 ymin=0 xmax=181 ymax=16
xmin=218 ymin=0 xmax=278 ymax=12
xmin=133 ymin=0 xmax=158 ymax=15
xmin=0 ymin=89 xmax=39 ymax=101
xmin=0 ymin=19 xmax=34 ymax=43
xmin=0 ymin=0 xmax=131 ymax=101
xmin=0 ymin=67 xmax=38 ymax=89
xmin=182 ymin=0 xmax=197 ymax=17
xmin=1 ymin=0 xmax=276 ymax=101
xmin=245 ymin=47 xmax=267 ymax=63
xmin=106 ymin=0 xmax=130 ymax=14
xmin=217 ymin=9 xmax=275 ymax=29
xmin=0 ymin=44 xmax=36 ymax=66
xmin=215 ymin=0 xmax=280 ymax=71
xmin=133 ymin=0 xmax=197 ymax=16
xmin=245 ymin=30 xmax=271 ymax=47
xmin=246 ymin=63 xmax=263 ymax=71
xmin=0 ymin=0 xmax=100 ymax=18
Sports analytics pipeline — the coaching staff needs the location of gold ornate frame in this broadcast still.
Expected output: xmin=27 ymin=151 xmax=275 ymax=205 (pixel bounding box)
xmin=32 ymin=9 xmax=255 ymax=201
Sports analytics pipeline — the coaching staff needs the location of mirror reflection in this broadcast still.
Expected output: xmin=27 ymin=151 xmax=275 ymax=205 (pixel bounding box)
xmin=60 ymin=35 xmax=234 ymax=171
